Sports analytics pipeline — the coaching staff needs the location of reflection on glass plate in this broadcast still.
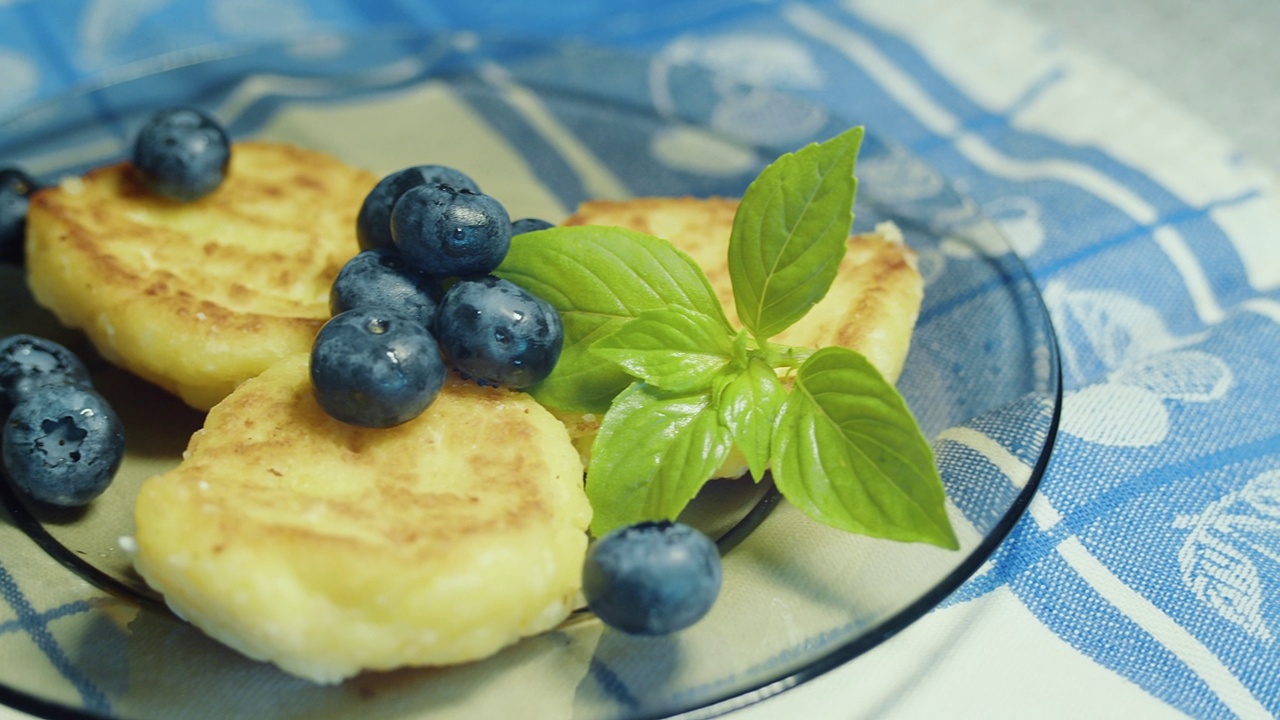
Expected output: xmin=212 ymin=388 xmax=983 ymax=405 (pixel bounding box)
xmin=0 ymin=32 xmax=1060 ymax=720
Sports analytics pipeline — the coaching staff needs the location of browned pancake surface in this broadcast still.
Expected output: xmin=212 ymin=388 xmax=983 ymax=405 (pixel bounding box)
xmin=26 ymin=141 xmax=377 ymax=410
xmin=134 ymin=354 xmax=590 ymax=683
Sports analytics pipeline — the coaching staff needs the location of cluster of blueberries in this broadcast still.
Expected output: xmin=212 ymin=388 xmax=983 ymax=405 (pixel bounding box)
xmin=2 ymin=105 xmax=722 ymax=636
xmin=0 ymin=336 xmax=125 ymax=508
xmin=128 ymin=106 xmax=567 ymax=428
xmin=317 ymin=163 xmax=564 ymax=428
xmin=334 ymin=143 xmax=721 ymax=634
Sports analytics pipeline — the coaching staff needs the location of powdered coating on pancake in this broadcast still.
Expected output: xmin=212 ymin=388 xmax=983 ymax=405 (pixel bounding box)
xmin=133 ymin=354 xmax=591 ymax=683
xmin=25 ymin=141 xmax=378 ymax=410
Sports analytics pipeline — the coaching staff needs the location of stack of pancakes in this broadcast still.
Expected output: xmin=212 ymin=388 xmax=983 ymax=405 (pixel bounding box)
xmin=23 ymin=141 xmax=922 ymax=682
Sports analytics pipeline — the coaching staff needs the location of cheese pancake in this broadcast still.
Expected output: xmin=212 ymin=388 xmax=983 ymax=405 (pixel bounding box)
xmin=557 ymin=198 xmax=923 ymax=474
xmin=25 ymin=141 xmax=377 ymax=410
xmin=133 ymin=353 xmax=591 ymax=684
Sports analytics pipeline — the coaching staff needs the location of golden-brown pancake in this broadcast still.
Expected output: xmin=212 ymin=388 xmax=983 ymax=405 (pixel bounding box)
xmin=25 ymin=141 xmax=377 ymax=410
xmin=557 ymin=197 xmax=924 ymax=475
xmin=132 ymin=353 xmax=591 ymax=684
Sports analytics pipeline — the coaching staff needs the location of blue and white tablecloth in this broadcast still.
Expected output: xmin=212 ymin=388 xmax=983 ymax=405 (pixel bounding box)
xmin=2 ymin=1 xmax=1278 ymax=718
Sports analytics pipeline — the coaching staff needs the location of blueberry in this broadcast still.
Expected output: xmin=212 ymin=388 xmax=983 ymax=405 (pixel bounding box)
xmin=390 ymin=184 xmax=511 ymax=277
xmin=2 ymin=383 xmax=125 ymax=507
xmin=0 ymin=335 xmax=93 ymax=420
xmin=330 ymin=248 xmax=441 ymax=328
xmin=582 ymin=521 xmax=722 ymax=635
xmin=357 ymin=165 xmax=481 ymax=251
xmin=0 ymin=168 xmax=40 ymax=265
xmin=434 ymin=276 xmax=563 ymax=389
xmin=310 ymin=307 xmax=447 ymax=428
xmin=132 ymin=107 xmax=231 ymax=202
xmin=511 ymin=218 xmax=554 ymax=236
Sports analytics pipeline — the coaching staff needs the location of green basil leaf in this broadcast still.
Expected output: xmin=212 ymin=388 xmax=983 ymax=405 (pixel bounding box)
xmin=586 ymin=383 xmax=733 ymax=536
xmin=728 ymin=126 xmax=863 ymax=341
xmin=716 ymin=357 xmax=786 ymax=480
xmin=496 ymin=226 xmax=731 ymax=413
xmin=591 ymin=305 xmax=735 ymax=393
xmin=771 ymin=347 xmax=958 ymax=549
xmin=731 ymin=327 xmax=752 ymax=368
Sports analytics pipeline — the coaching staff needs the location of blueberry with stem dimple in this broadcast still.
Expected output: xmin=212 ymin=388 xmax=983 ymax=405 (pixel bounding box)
xmin=310 ymin=307 xmax=447 ymax=428
xmin=132 ymin=107 xmax=231 ymax=202
xmin=357 ymin=165 xmax=481 ymax=251
xmin=390 ymin=184 xmax=512 ymax=278
xmin=0 ymin=168 xmax=40 ymax=265
xmin=2 ymin=383 xmax=125 ymax=507
xmin=582 ymin=520 xmax=723 ymax=635
xmin=434 ymin=275 xmax=563 ymax=389
xmin=329 ymin=248 xmax=441 ymax=328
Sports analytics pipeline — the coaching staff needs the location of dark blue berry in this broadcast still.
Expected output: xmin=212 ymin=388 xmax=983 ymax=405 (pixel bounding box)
xmin=582 ymin=521 xmax=722 ymax=635
xmin=3 ymin=383 xmax=125 ymax=507
xmin=330 ymin=248 xmax=441 ymax=328
xmin=357 ymin=166 xmax=481 ymax=251
xmin=0 ymin=335 xmax=93 ymax=420
xmin=132 ymin=107 xmax=231 ymax=202
xmin=390 ymin=184 xmax=511 ymax=277
xmin=511 ymin=218 xmax=554 ymax=236
xmin=434 ymin=276 xmax=563 ymax=389
xmin=0 ymin=168 xmax=40 ymax=265
xmin=310 ymin=307 xmax=447 ymax=428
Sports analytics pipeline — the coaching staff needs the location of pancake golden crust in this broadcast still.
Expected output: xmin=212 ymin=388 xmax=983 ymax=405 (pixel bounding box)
xmin=563 ymin=197 xmax=921 ymax=378
xmin=133 ymin=354 xmax=591 ymax=684
xmin=560 ymin=197 xmax=923 ymax=474
xmin=25 ymin=141 xmax=378 ymax=410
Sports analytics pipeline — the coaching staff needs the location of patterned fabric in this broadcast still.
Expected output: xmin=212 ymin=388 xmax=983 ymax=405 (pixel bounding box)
xmin=2 ymin=1 xmax=1278 ymax=719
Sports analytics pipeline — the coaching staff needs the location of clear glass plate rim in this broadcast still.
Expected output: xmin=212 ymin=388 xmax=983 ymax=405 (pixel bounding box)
xmin=0 ymin=29 xmax=1063 ymax=720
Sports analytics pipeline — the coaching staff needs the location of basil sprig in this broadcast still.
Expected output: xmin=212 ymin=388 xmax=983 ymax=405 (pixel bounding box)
xmin=496 ymin=126 xmax=957 ymax=549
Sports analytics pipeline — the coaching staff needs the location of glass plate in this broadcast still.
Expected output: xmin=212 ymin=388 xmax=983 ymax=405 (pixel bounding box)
xmin=0 ymin=32 xmax=1060 ymax=720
